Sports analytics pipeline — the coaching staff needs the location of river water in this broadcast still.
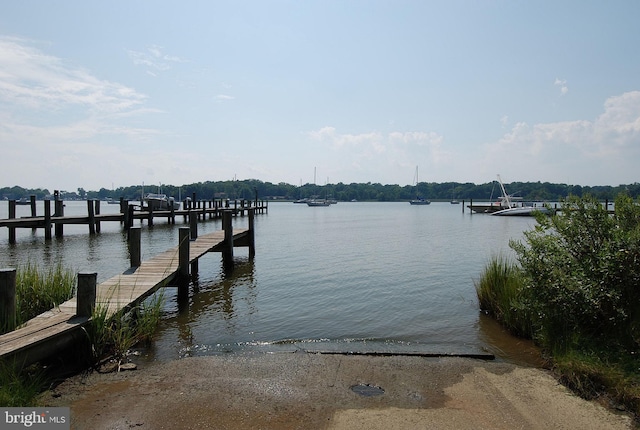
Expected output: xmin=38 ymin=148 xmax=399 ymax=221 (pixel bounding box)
xmin=0 ymin=200 xmax=543 ymax=365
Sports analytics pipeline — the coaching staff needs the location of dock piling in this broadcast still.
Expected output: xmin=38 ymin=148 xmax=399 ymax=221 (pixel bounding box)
xmin=76 ymin=272 xmax=97 ymax=318
xmin=178 ymin=227 xmax=190 ymax=281
xmin=0 ymin=268 xmax=17 ymax=333
xmin=129 ymin=227 xmax=141 ymax=268
xmin=8 ymin=200 xmax=16 ymax=244
xmin=44 ymin=199 xmax=52 ymax=240
xmin=222 ymin=210 xmax=234 ymax=270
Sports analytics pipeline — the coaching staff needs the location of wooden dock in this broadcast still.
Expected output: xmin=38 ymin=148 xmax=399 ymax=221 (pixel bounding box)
xmin=0 ymin=210 xmax=254 ymax=368
xmin=0 ymin=194 xmax=267 ymax=243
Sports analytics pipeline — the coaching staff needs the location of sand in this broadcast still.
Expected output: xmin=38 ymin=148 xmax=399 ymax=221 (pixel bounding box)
xmin=41 ymin=352 xmax=634 ymax=430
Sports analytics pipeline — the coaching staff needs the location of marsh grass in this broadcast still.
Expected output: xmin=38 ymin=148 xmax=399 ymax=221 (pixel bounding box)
xmin=475 ymin=255 xmax=532 ymax=338
xmin=0 ymin=361 xmax=45 ymax=407
xmin=85 ymin=284 xmax=166 ymax=366
xmin=6 ymin=262 xmax=76 ymax=334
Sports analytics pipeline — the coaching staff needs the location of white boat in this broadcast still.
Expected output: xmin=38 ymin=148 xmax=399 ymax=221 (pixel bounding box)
xmin=489 ymin=175 xmax=551 ymax=216
xmin=468 ymin=175 xmax=523 ymax=213
xmin=409 ymin=166 xmax=431 ymax=205
xmin=143 ymin=193 xmax=180 ymax=211
xmin=306 ymin=199 xmax=331 ymax=207
xmin=410 ymin=198 xmax=431 ymax=205
xmin=491 ymin=205 xmax=551 ymax=216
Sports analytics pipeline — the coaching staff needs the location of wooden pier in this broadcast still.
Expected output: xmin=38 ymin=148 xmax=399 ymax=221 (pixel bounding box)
xmin=0 ymin=209 xmax=255 ymax=368
xmin=0 ymin=193 xmax=267 ymax=243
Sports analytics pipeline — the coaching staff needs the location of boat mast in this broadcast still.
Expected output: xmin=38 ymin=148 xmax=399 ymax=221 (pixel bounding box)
xmin=496 ymin=174 xmax=512 ymax=208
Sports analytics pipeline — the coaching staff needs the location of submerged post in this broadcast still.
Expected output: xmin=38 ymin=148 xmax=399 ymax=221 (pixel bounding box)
xmin=0 ymin=268 xmax=17 ymax=333
xmin=129 ymin=227 xmax=141 ymax=268
xmin=222 ymin=210 xmax=234 ymax=270
xmin=76 ymin=272 xmax=97 ymax=318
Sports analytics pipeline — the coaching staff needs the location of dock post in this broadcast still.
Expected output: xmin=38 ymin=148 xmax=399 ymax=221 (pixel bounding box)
xmin=87 ymin=200 xmax=96 ymax=235
xmin=222 ymin=210 xmax=234 ymax=270
xmin=8 ymin=200 xmax=16 ymax=244
xmin=54 ymin=191 xmax=64 ymax=237
xmin=76 ymin=272 xmax=97 ymax=318
xmin=129 ymin=227 xmax=141 ymax=268
xmin=147 ymin=205 xmax=154 ymax=227
xmin=178 ymin=227 xmax=190 ymax=295
xmin=469 ymin=198 xmax=473 ymax=215
xmin=126 ymin=204 xmax=134 ymax=232
xmin=462 ymin=199 xmax=465 ymax=213
xmin=189 ymin=210 xmax=198 ymax=240
xmin=0 ymin=268 xmax=17 ymax=333
xmin=94 ymin=200 xmax=101 ymax=233
xmin=44 ymin=199 xmax=52 ymax=240
xmin=248 ymin=208 xmax=256 ymax=259
xmin=29 ymin=195 xmax=37 ymax=232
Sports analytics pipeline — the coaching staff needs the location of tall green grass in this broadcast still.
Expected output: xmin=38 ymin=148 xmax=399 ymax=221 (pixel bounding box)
xmin=15 ymin=262 xmax=76 ymax=328
xmin=475 ymin=255 xmax=532 ymax=338
xmin=85 ymin=289 xmax=165 ymax=365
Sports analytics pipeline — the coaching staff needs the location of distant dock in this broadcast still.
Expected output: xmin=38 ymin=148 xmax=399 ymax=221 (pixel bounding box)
xmin=0 ymin=192 xmax=267 ymax=243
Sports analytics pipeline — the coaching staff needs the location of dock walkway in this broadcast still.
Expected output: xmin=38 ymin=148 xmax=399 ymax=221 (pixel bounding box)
xmin=0 ymin=222 xmax=251 ymax=368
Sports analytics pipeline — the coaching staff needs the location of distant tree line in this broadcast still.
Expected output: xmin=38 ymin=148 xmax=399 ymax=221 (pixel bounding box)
xmin=1 ymin=180 xmax=639 ymax=203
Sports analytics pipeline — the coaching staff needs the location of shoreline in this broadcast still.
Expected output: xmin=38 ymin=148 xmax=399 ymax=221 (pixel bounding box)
xmin=41 ymin=352 xmax=633 ymax=430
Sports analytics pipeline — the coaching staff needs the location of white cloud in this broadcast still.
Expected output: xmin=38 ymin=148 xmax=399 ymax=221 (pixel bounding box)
xmin=554 ymin=78 xmax=568 ymax=96
xmin=127 ymin=44 xmax=185 ymax=73
xmin=0 ymin=36 xmax=147 ymax=115
xmin=482 ymin=91 xmax=640 ymax=184
xmin=215 ymin=94 xmax=235 ymax=101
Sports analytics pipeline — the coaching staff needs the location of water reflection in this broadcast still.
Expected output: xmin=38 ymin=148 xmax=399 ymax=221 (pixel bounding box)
xmin=155 ymin=257 xmax=257 ymax=359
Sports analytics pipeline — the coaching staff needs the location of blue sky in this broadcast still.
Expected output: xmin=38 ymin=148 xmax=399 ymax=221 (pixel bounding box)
xmin=1 ymin=1 xmax=639 ymax=191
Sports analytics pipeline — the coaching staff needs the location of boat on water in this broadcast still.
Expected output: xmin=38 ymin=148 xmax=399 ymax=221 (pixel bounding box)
xmin=410 ymin=198 xmax=431 ymax=205
xmin=472 ymin=175 xmax=551 ymax=217
xmin=409 ymin=166 xmax=431 ymax=205
xmin=143 ymin=193 xmax=180 ymax=211
xmin=306 ymin=199 xmax=331 ymax=207
xmin=467 ymin=175 xmax=523 ymax=214
xmin=15 ymin=197 xmax=32 ymax=205
xmin=491 ymin=205 xmax=551 ymax=216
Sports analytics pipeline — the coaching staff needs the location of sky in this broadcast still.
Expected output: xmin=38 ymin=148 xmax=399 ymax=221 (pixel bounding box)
xmin=1 ymin=1 xmax=639 ymax=192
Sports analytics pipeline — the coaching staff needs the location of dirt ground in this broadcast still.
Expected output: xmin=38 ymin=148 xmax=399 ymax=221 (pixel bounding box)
xmin=41 ymin=352 xmax=634 ymax=430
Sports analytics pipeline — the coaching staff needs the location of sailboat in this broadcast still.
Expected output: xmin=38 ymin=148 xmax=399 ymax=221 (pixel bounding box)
xmin=409 ymin=166 xmax=431 ymax=205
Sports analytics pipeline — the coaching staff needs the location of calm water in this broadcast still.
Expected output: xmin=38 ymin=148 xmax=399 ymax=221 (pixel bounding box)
xmin=0 ymin=201 xmax=543 ymax=365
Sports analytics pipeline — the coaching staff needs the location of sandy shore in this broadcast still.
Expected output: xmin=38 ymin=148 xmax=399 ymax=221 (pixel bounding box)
xmin=41 ymin=352 xmax=633 ymax=430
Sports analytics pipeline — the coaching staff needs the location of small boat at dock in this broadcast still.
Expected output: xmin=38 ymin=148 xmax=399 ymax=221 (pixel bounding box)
xmin=143 ymin=193 xmax=180 ymax=211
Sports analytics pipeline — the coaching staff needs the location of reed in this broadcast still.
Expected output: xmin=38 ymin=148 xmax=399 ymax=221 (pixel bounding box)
xmin=475 ymin=255 xmax=532 ymax=338
xmin=85 ymin=288 xmax=165 ymax=366
xmin=0 ymin=361 xmax=45 ymax=407
xmin=1 ymin=262 xmax=76 ymax=334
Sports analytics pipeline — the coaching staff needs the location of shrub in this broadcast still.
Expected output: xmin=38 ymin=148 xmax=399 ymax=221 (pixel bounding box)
xmin=510 ymin=194 xmax=640 ymax=353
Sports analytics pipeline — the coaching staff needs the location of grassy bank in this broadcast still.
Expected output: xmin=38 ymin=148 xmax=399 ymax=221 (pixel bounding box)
xmin=476 ymin=194 xmax=640 ymax=419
